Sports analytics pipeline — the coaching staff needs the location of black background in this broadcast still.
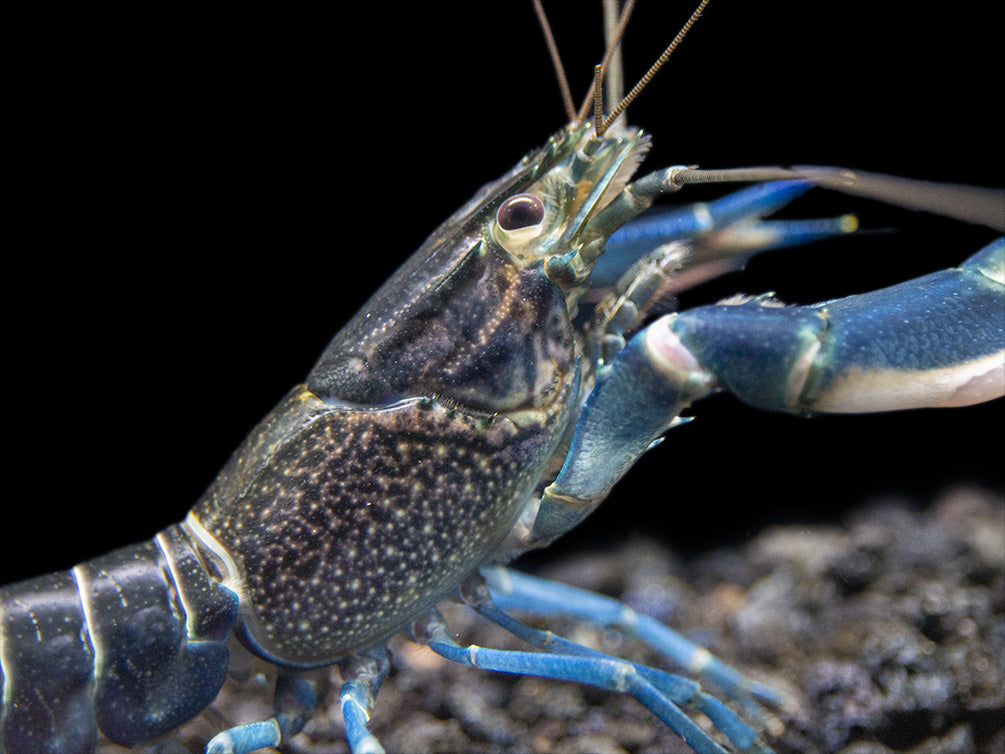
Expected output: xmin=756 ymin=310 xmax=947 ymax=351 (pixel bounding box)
xmin=5 ymin=2 xmax=1002 ymax=585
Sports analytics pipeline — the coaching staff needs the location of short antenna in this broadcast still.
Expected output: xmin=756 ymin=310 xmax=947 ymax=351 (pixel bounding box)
xmin=578 ymin=0 xmax=635 ymax=127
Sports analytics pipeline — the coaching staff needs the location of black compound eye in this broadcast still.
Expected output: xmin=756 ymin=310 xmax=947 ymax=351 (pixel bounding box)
xmin=496 ymin=193 xmax=545 ymax=231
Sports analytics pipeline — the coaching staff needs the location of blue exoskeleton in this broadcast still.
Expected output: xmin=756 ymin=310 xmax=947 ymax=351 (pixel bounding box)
xmin=2 ymin=3 xmax=1003 ymax=753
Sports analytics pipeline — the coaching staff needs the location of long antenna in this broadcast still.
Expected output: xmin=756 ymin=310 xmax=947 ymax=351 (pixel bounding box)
xmin=532 ymin=0 xmax=577 ymax=122
xmin=534 ymin=0 xmax=710 ymax=131
xmin=597 ymin=0 xmax=710 ymax=136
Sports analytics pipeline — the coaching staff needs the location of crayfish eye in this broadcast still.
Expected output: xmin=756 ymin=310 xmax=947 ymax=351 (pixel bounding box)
xmin=493 ymin=192 xmax=550 ymax=261
xmin=496 ymin=193 xmax=545 ymax=230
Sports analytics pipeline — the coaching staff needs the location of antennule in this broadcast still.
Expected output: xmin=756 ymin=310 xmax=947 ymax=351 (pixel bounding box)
xmin=577 ymin=0 xmax=636 ymax=125
xmin=593 ymin=65 xmax=605 ymax=134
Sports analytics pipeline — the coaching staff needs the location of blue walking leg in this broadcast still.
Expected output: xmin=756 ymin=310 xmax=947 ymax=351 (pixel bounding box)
xmin=204 ymin=653 xmax=386 ymax=754
xmin=411 ymin=608 xmax=744 ymax=754
xmin=338 ymin=647 xmax=390 ymax=754
xmin=480 ymin=565 xmax=786 ymax=712
xmin=206 ymin=721 xmax=281 ymax=754
xmin=205 ymin=673 xmax=322 ymax=754
xmin=457 ymin=575 xmax=773 ymax=753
